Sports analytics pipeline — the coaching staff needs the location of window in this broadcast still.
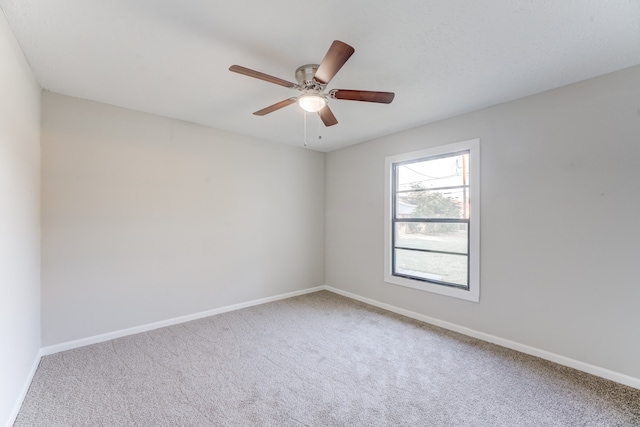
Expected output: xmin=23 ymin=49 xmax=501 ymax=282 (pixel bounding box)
xmin=384 ymin=138 xmax=480 ymax=302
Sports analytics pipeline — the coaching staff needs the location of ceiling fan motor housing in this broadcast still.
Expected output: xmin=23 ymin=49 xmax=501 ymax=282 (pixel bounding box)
xmin=295 ymin=64 xmax=326 ymax=91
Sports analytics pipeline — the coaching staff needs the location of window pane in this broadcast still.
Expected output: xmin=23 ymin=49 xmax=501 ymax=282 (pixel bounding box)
xmin=396 ymin=152 xmax=469 ymax=192
xmin=395 ymin=223 xmax=468 ymax=254
xmin=394 ymin=249 xmax=468 ymax=287
xmin=396 ymin=188 xmax=468 ymax=219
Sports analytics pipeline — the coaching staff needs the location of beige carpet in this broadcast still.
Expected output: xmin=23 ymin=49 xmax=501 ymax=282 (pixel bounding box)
xmin=15 ymin=291 xmax=640 ymax=426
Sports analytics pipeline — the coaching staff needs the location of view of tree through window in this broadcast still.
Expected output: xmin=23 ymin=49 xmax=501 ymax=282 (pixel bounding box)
xmin=392 ymin=151 xmax=470 ymax=288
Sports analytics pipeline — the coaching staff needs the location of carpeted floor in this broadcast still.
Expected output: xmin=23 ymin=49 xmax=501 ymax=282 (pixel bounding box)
xmin=15 ymin=291 xmax=640 ymax=426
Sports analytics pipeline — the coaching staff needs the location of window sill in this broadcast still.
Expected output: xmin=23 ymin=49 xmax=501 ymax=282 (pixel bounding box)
xmin=384 ymin=273 xmax=480 ymax=302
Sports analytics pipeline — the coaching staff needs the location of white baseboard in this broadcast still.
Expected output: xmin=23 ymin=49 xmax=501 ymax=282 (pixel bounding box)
xmin=41 ymin=286 xmax=325 ymax=356
xmin=5 ymin=349 xmax=42 ymax=427
xmin=325 ymin=286 xmax=640 ymax=390
xmin=33 ymin=284 xmax=640 ymax=391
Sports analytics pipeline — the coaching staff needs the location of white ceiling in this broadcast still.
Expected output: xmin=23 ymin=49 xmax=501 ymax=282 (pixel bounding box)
xmin=2 ymin=1 xmax=640 ymax=152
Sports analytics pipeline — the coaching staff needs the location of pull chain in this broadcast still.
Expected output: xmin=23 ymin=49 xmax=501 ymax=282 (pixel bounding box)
xmin=303 ymin=111 xmax=307 ymax=147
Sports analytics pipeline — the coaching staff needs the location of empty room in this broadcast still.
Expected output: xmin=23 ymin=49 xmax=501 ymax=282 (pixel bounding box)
xmin=2 ymin=1 xmax=639 ymax=426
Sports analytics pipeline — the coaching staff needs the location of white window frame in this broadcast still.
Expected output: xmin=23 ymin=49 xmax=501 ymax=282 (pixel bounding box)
xmin=384 ymin=138 xmax=480 ymax=302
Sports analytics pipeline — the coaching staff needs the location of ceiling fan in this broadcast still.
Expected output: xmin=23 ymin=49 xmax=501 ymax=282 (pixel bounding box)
xmin=229 ymin=40 xmax=395 ymax=127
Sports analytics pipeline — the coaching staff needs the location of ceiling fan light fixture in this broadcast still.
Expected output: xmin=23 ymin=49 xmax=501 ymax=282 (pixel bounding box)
xmin=230 ymin=40 xmax=394 ymax=129
xmin=298 ymin=94 xmax=327 ymax=113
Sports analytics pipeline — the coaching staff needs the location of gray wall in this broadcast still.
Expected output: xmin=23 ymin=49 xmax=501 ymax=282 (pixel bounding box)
xmin=326 ymin=65 xmax=640 ymax=379
xmin=41 ymin=92 xmax=325 ymax=346
xmin=0 ymin=11 xmax=41 ymax=427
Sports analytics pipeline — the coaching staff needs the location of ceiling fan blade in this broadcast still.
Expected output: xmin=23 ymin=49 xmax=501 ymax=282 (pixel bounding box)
xmin=229 ymin=65 xmax=297 ymax=89
xmin=313 ymin=40 xmax=355 ymax=85
xmin=318 ymin=105 xmax=338 ymax=127
xmin=253 ymin=98 xmax=297 ymax=116
xmin=332 ymin=89 xmax=395 ymax=104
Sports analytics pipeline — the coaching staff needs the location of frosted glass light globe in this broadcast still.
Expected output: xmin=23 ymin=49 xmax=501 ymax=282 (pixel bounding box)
xmin=298 ymin=94 xmax=327 ymax=112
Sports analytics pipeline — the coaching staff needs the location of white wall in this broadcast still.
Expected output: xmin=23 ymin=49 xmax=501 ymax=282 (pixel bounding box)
xmin=326 ymin=65 xmax=640 ymax=380
xmin=41 ymin=92 xmax=325 ymax=346
xmin=0 ymin=10 xmax=41 ymax=427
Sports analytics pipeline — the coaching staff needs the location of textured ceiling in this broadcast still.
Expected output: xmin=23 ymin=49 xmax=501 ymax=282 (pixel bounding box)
xmin=2 ymin=0 xmax=640 ymax=152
